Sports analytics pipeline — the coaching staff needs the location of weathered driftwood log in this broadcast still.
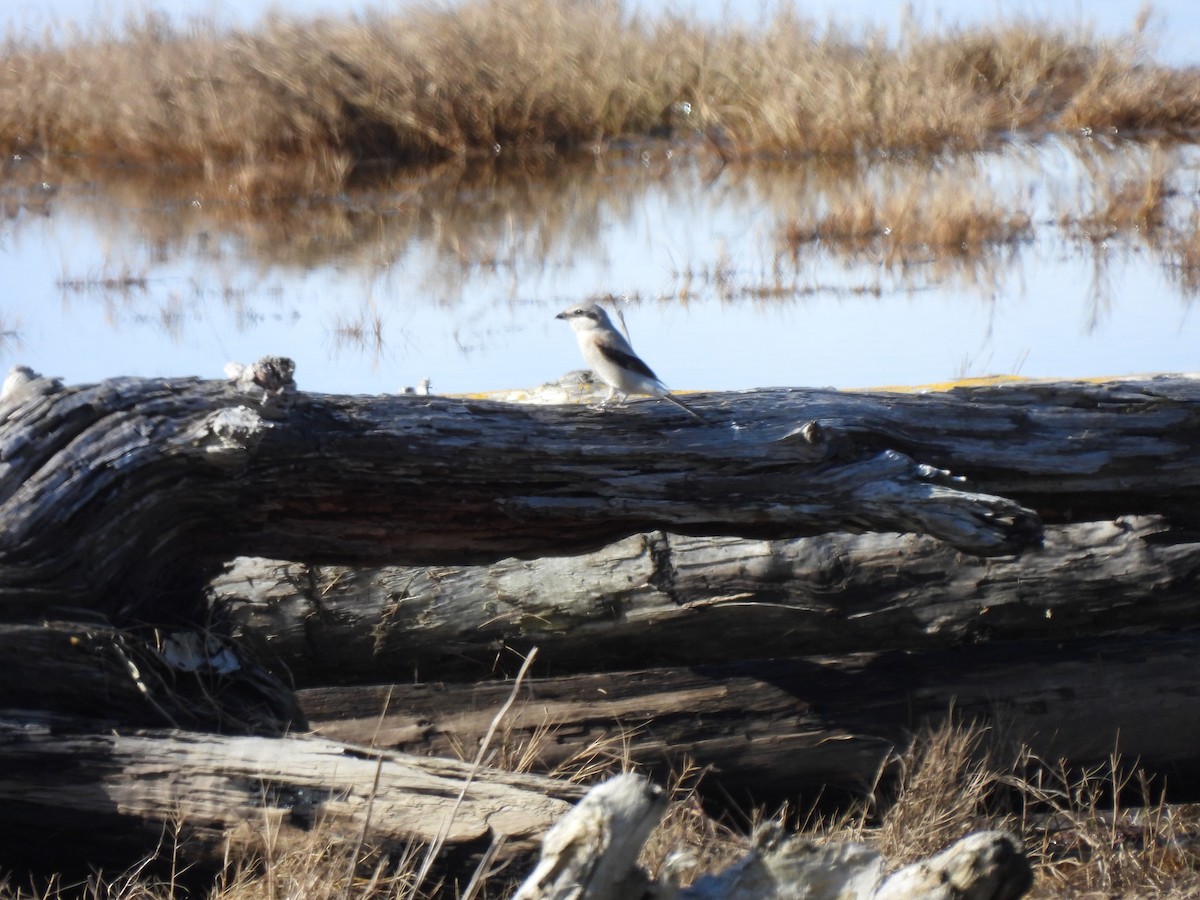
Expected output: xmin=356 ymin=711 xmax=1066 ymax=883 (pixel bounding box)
xmin=512 ymin=774 xmax=1032 ymax=900
xmin=298 ymin=634 xmax=1200 ymax=798
xmin=213 ymin=514 xmax=1200 ymax=682
xmin=685 ymin=828 xmax=1031 ymax=900
xmin=14 ymin=367 xmax=1200 ymax=619
xmin=0 ymin=710 xmax=581 ymax=875
xmin=514 ymin=773 xmax=668 ymax=900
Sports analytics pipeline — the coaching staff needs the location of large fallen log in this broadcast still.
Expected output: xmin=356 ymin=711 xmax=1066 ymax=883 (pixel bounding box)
xmin=297 ymin=634 xmax=1200 ymax=799
xmin=3 ymin=365 xmax=1200 ymax=887
xmin=0 ymin=710 xmax=581 ymax=876
xmin=213 ymin=515 xmax=1200 ymax=682
xmin=13 ymin=618 xmax=1200 ymax=801
xmin=8 ymin=365 xmax=1199 ymax=619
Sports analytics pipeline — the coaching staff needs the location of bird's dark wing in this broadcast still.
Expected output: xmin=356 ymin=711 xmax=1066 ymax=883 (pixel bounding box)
xmin=597 ymin=342 xmax=658 ymax=381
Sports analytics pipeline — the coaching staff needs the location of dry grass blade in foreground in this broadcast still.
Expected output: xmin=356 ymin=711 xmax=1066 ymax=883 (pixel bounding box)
xmin=1 ymin=1 xmax=1196 ymax=193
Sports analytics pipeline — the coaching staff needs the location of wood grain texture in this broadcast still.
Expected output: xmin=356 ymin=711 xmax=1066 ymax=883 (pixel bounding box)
xmin=32 ymin=371 xmax=1200 ymax=616
xmin=3 ymin=368 xmax=1199 ymax=883
xmin=213 ymin=515 xmax=1200 ymax=682
xmin=298 ymin=634 xmax=1200 ymax=798
xmin=4 ymin=370 xmax=1197 ymax=620
xmin=0 ymin=711 xmax=580 ymax=874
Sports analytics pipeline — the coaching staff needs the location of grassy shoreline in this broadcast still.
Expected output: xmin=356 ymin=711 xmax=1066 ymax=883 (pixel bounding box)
xmin=2 ymin=1 xmax=1199 ymax=193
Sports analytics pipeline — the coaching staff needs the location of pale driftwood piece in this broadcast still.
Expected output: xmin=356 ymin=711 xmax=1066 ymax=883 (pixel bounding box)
xmin=872 ymin=831 xmax=1031 ymax=900
xmin=680 ymin=825 xmax=884 ymax=899
xmin=17 ymin=370 xmax=1200 ymax=618
xmin=213 ymin=515 xmax=1200 ymax=681
xmin=513 ymin=773 xmax=667 ymax=900
xmin=0 ymin=712 xmax=580 ymax=874
xmin=512 ymin=775 xmax=1031 ymax=900
xmin=682 ymin=827 xmax=1029 ymax=899
xmin=299 ymin=634 xmax=1200 ymax=797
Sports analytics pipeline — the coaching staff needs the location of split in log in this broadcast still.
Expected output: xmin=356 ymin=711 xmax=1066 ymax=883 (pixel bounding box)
xmin=511 ymin=773 xmax=1032 ymax=900
xmin=0 ymin=710 xmax=581 ymax=877
xmin=213 ymin=514 xmax=1200 ymax=682
xmin=297 ymin=634 xmax=1200 ymax=800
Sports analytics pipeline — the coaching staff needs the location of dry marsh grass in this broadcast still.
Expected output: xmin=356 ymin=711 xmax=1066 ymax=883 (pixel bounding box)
xmin=6 ymin=720 xmax=1200 ymax=899
xmin=1 ymin=1 xmax=1197 ymax=195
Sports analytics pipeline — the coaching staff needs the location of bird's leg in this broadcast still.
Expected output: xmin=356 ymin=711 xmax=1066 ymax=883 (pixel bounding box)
xmin=599 ymin=385 xmax=625 ymax=409
xmin=588 ymin=384 xmax=615 ymax=412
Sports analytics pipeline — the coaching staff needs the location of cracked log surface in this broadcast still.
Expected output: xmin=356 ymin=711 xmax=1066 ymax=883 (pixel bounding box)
xmin=14 ymin=371 xmax=1200 ymax=618
xmin=0 ymin=710 xmax=580 ymax=875
xmin=214 ymin=514 xmax=1200 ymax=682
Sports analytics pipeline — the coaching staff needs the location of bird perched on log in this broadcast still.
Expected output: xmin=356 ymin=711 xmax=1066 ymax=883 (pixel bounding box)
xmin=556 ymin=302 xmax=710 ymax=424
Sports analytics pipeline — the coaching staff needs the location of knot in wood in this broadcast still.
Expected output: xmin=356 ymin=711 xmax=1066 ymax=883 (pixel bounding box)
xmin=225 ymin=355 xmax=297 ymax=415
xmin=201 ymin=406 xmax=268 ymax=464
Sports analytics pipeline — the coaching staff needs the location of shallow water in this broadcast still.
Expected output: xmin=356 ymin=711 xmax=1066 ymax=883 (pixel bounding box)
xmin=2 ymin=138 xmax=1198 ymax=397
xmin=2 ymin=1 xmax=1198 ymax=396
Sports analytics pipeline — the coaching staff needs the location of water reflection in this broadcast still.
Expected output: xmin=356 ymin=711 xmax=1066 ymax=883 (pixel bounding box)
xmin=1 ymin=138 xmax=1197 ymax=395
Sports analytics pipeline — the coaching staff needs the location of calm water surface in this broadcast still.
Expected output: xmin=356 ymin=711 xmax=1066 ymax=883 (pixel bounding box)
xmin=1 ymin=0 xmax=1198 ymax=395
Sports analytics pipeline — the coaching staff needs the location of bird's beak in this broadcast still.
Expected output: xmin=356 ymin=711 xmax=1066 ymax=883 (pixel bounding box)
xmin=555 ymin=311 xmax=567 ymax=320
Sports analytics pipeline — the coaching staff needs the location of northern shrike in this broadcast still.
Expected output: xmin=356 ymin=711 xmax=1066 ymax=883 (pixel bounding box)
xmin=556 ymin=303 xmax=710 ymax=424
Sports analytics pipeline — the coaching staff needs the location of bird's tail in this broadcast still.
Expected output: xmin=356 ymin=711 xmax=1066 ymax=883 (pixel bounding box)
xmin=664 ymin=392 xmax=712 ymax=425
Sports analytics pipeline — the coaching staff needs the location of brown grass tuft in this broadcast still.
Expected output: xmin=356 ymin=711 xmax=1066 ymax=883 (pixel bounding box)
xmin=872 ymin=720 xmax=1006 ymax=865
xmin=1014 ymin=752 xmax=1200 ymax=898
xmin=1058 ymin=10 xmax=1200 ymax=137
xmin=2 ymin=2 xmax=1199 ymax=194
